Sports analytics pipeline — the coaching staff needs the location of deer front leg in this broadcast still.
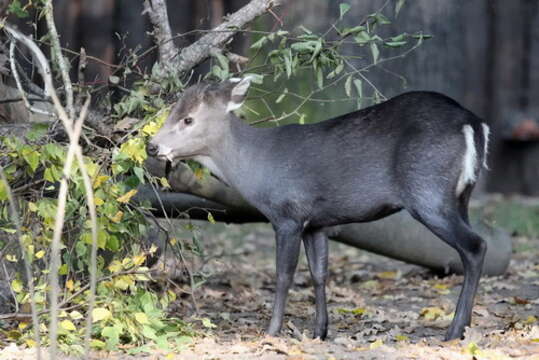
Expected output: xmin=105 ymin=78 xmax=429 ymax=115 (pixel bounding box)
xmin=266 ymin=221 xmax=302 ymax=336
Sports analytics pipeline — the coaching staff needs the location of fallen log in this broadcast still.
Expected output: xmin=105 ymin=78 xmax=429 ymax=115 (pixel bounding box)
xmin=135 ymin=185 xmax=512 ymax=276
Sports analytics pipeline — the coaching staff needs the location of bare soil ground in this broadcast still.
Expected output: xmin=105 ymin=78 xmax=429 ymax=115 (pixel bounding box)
xmin=163 ymin=222 xmax=539 ymax=360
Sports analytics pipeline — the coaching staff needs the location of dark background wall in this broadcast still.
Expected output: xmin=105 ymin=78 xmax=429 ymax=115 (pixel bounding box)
xmin=11 ymin=0 xmax=539 ymax=195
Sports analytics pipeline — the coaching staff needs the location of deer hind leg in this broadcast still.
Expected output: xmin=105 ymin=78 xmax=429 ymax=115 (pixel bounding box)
xmin=406 ymin=195 xmax=486 ymax=340
xmin=303 ymin=229 xmax=329 ymax=339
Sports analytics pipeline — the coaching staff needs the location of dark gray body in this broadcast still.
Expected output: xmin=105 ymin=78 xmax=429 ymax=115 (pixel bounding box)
xmin=218 ymin=92 xmax=484 ymax=228
xmin=149 ymin=83 xmax=489 ymax=341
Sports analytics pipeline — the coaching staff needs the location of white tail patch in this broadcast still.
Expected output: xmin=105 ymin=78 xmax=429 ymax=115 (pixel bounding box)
xmin=481 ymin=123 xmax=490 ymax=170
xmin=456 ymin=125 xmax=478 ymax=195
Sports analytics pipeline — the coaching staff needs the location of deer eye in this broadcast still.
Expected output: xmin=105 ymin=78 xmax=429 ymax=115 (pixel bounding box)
xmin=183 ymin=117 xmax=193 ymax=125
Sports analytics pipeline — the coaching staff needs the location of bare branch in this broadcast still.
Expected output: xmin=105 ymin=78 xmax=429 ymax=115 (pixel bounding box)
xmin=9 ymin=42 xmax=53 ymax=117
xmin=177 ymin=0 xmax=282 ymax=73
xmin=44 ymin=0 xmax=74 ymax=119
xmin=143 ymin=0 xmax=180 ymax=69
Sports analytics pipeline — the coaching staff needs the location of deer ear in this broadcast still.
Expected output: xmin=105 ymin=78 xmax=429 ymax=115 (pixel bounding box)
xmin=226 ymin=76 xmax=252 ymax=112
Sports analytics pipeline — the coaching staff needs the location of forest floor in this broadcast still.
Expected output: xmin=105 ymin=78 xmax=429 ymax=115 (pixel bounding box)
xmin=2 ymin=200 xmax=539 ymax=360
xmin=164 ymin=220 xmax=539 ymax=360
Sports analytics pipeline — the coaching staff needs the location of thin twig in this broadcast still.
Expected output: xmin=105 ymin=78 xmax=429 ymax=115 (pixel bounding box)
xmin=9 ymin=42 xmax=53 ymax=116
xmin=0 ymin=165 xmax=42 ymax=360
xmin=44 ymin=0 xmax=74 ymax=119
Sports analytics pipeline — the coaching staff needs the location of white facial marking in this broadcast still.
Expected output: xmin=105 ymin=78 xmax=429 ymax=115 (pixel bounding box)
xmin=158 ymin=144 xmax=174 ymax=161
xmin=226 ymin=101 xmax=243 ymax=112
xmin=481 ymin=123 xmax=490 ymax=170
xmin=456 ymin=124 xmax=478 ymax=195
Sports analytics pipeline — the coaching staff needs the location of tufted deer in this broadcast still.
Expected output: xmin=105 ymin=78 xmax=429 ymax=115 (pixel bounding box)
xmin=147 ymin=77 xmax=490 ymax=341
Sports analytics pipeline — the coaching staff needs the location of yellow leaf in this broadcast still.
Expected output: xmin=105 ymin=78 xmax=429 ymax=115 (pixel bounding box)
xmin=6 ymin=254 xmax=17 ymax=262
xmin=361 ymin=280 xmax=379 ymax=289
xmin=376 ymin=271 xmax=399 ymax=280
xmin=395 ymin=334 xmax=409 ymax=341
xmin=134 ymin=312 xmax=149 ymax=324
xmin=194 ymin=167 xmax=205 ymax=180
xmin=28 ymin=202 xmax=38 ymax=212
xmin=119 ymin=138 xmax=147 ymax=163
xmin=11 ymin=279 xmax=23 ymax=293
xmin=170 ymin=237 xmax=177 ymax=245
xmin=337 ymin=307 xmax=367 ymax=316
xmin=25 ymin=339 xmax=37 ymax=347
xmin=159 ymin=177 xmax=171 ymax=188
xmin=90 ymin=339 xmax=106 ymax=349
xmin=35 ymin=250 xmax=46 ymax=259
xmin=110 ymin=210 xmax=124 ymax=223
xmin=92 ymin=308 xmax=112 ymax=322
xmin=108 ymin=260 xmax=122 ymax=273
xmin=113 ymin=277 xmax=131 ymax=290
xmin=70 ymin=311 xmax=83 ymax=320
xmin=117 ymin=189 xmax=138 ymax=203
xmin=369 ymin=339 xmax=383 ymax=349
xmin=434 ymin=283 xmax=450 ymax=294
xmin=466 ymin=342 xmax=480 ymax=356
xmin=149 ymin=244 xmax=158 ymax=254
xmin=420 ymin=306 xmax=446 ymax=321
xmin=93 ymin=175 xmax=109 ymax=189
xmin=66 ymin=279 xmax=74 ymax=291
xmin=133 ymin=254 xmax=146 ymax=266
xmin=18 ymin=322 xmax=28 ymax=330
xmin=60 ymin=319 xmax=76 ymax=332
xmin=524 ymin=315 xmax=537 ymax=324
xmin=94 ymin=196 xmax=104 ymax=206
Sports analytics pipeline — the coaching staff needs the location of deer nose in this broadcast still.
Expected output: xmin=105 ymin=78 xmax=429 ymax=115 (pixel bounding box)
xmin=147 ymin=142 xmax=159 ymax=157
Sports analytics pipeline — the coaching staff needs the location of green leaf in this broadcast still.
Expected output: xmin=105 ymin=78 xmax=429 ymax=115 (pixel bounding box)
xmin=102 ymin=326 xmax=120 ymax=349
xmin=370 ymin=42 xmax=380 ymax=64
xmin=375 ymin=13 xmax=391 ymax=25
xmin=26 ymin=123 xmax=49 ymax=141
xmin=250 ymin=36 xmax=267 ymax=50
xmin=284 ymin=49 xmax=292 ymax=78
xmin=384 ymin=40 xmax=407 ymax=47
xmin=92 ymin=307 xmax=112 ymax=322
xmin=134 ymin=312 xmax=149 ymax=324
xmin=317 ymin=67 xmax=324 ymax=89
xmin=243 ymin=73 xmax=264 ymax=84
xmin=59 ymin=264 xmax=69 ymax=275
xmin=8 ymin=1 xmax=29 ymax=18
xmin=344 ymin=75 xmax=353 ymax=97
xmin=142 ymin=325 xmax=157 ymax=340
xmin=341 ymin=25 xmax=366 ymax=37
xmin=60 ymin=319 xmax=76 ymax=332
xmin=43 ymin=143 xmax=65 ymax=160
xmin=0 ymin=180 xmax=7 ymax=201
xmin=354 ymin=31 xmax=371 ymax=45
xmin=11 ymin=279 xmax=23 ymax=293
xmin=21 ymin=147 xmax=40 ymax=173
xmin=339 ymin=3 xmax=351 ymax=19
xmin=353 ymin=79 xmax=363 ymax=97
xmin=275 ymin=93 xmax=286 ymax=104
xmin=213 ymin=52 xmax=229 ymax=74
xmin=396 ymin=0 xmax=406 ymax=16
xmin=299 ymin=25 xmax=312 ymax=34
xmin=201 ymin=317 xmax=217 ymax=329
xmin=44 ymin=166 xmax=62 ymax=182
